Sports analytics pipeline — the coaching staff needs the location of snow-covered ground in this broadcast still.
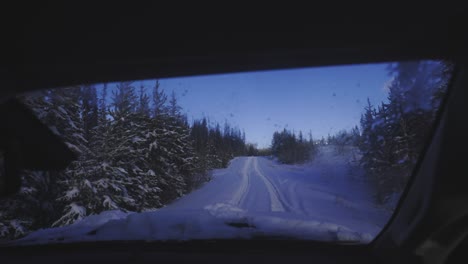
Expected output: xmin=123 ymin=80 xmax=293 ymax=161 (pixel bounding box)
xmin=13 ymin=146 xmax=392 ymax=245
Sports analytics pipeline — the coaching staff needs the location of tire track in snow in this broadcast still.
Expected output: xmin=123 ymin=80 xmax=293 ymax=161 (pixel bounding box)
xmin=261 ymin=160 xmax=307 ymax=215
xmin=252 ymin=157 xmax=287 ymax=212
xmin=230 ymin=157 xmax=252 ymax=206
xmin=289 ymin=181 xmax=308 ymax=215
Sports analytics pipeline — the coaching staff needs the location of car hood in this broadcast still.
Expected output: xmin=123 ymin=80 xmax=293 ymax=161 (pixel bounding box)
xmin=11 ymin=203 xmax=373 ymax=245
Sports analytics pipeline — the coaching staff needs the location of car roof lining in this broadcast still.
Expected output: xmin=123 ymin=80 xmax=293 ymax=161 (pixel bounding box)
xmin=7 ymin=11 xmax=468 ymax=95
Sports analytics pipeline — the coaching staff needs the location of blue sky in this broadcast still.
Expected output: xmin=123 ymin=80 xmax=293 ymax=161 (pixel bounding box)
xmin=133 ymin=63 xmax=392 ymax=148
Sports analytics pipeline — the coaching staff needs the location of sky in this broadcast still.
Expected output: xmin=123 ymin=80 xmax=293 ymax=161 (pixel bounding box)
xmin=137 ymin=63 xmax=393 ymax=148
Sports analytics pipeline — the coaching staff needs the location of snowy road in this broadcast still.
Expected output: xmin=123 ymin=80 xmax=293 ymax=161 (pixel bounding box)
xmin=168 ymin=153 xmax=390 ymax=236
xmin=174 ymin=157 xmax=288 ymax=213
xmin=16 ymin=147 xmax=392 ymax=244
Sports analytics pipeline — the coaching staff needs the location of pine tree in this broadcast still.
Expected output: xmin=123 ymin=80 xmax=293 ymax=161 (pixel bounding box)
xmin=98 ymin=83 xmax=108 ymax=123
xmin=0 ymin=170 xmax=54 ymax=239
xmin=152 ymin=80 xmax=167 ymax=118
xmin=147 ymin=91 xmax=195 ymax=202
xmin=137 ymin=84 xmax=151 ymax=117
xmin=111 ymin=82 xmax=137 ymax=119
xmin=361 ymin=61 xmax=451 ymax=204
xmin=169 ymin=90 xmax=181 ymax=117
xmin=102 ymin=82 xmax=160 ymax=211
xmin=81 ymin=85 xmax=99 ymax=141
xmin=0 ymin=91 xmax=73 ymax=238
xmin=24 ymin=87 xmax=92 ymax=227
xmin=271 ymin=129 xmax=312 ymax=164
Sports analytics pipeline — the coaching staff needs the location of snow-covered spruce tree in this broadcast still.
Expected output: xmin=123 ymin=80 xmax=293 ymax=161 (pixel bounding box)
xmin=147 ymin=90 xmax=197 ymax=203
xmin=207 ymin=124 xmax=224 ymax=168
xmin=152 ymin=79 xmax=167 ymax=117
xmin=189 ymin=118 xmax=213 ymax=185
xmin=16 ymin=87 xmax=92 ymax=228
xmin=51 ymin=83 xmax=162 ymax=226
xmin=53 ymin=84 xmax=146 ymax=219
xmin=137 ymin=83 xmax=151 ymax=117
xmin=360 ymin=100 xmax=404 ymax=203
xmin=221 ymin=124 xmax=244 ymax=166
xmin=72 ymin=84 xmax=130 ymax=214
xmin=81 ymin=85 xmax=99 ymax=142
xmin=359 ymin=98 xmax=377 ymax=170
xmin=189 ymin=118 xmax=246 ymax=176
xmin=0 ymin=92 xmax=53 ymax=239
xmin=99 ymin=82 xmax=162 ymax=211
xmin=53 ymin=86 xmax=122 ymax=219
xmin=0 ymin=170 xmax=54 ymax=240
xmin=165 ymin=114 xmax=198 ymax=194
xmin=271 ymin=129 xmax=312 ymax=164
xmin=45 ymin=87 xmax=94 ymax=227
xmin=359 ymin=61 xmax=451 ymax=204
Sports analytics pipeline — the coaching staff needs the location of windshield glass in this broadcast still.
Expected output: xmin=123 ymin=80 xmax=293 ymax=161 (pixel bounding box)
xmin=0 ymin=61 xmax=452 ymax=244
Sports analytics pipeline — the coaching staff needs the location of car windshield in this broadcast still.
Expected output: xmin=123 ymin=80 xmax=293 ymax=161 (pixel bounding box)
xmin=0 ymin=61 xmax=452 ymax=245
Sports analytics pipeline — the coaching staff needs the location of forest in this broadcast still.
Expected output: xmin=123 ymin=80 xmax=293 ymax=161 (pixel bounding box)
xmin=268 ymin=61 xmax=452 ymax=204
xmin=0 ymin=81 xmax=246 ymax=239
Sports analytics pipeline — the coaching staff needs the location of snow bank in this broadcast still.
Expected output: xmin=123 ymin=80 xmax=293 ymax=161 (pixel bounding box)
xmin=12 ymin=210 xmax=130 ymax=245
xmin=14 ymin=203 xmax=371 ymax=245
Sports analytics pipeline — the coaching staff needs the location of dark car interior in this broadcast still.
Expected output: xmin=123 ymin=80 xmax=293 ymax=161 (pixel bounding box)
xmin=1 ymin=3 xmax=468 ymax=263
